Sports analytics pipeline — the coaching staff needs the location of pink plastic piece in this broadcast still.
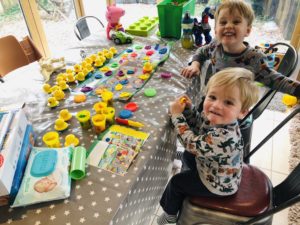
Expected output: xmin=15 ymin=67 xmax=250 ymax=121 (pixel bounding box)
xmin=161 ymin=72 xmax=172 ymax=79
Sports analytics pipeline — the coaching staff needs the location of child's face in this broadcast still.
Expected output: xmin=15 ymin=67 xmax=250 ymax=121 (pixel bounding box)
xmin=215 ymin=8 xmax=251 ymax=53
xmin=204 ymin=85 xmax=247 ymax=125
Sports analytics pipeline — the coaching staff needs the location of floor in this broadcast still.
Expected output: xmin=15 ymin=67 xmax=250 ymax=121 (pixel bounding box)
xmin=148 ymin=108 xmax=292 ymax=225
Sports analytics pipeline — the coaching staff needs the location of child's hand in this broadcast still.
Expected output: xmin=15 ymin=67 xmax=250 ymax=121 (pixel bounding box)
xmin=169 ymin=95 xmax=192 ymax=116
xmin=181 ymin=62 xmax=200 ymax=78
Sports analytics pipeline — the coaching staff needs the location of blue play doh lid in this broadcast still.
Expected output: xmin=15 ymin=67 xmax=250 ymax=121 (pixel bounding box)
xmin=30 ymin=150 xmax=58 ymax=177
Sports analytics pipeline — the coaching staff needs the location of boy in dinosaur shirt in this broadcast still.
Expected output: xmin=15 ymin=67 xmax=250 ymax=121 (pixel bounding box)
xmin=157 ymin=67 xmax=259 ymax=224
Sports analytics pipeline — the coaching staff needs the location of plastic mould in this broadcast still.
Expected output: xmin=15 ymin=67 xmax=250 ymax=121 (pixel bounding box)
xmin=125 ymin=16 xmax=159 ymax=37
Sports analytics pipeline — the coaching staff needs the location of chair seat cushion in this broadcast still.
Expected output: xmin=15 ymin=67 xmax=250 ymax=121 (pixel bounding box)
xmin=189 ymin=164 xmax=272 ymax=217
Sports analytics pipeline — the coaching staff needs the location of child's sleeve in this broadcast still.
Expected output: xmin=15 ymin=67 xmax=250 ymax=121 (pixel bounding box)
xmin=190 ymin=40 xmax=216 ymax=64
xmin=254 ymin=52 xmax=300 ymax=97
xmin=171 ymin=114 xmax=237 ymax=157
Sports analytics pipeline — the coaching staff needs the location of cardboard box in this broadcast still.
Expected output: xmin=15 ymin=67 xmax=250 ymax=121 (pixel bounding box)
xmin=10 ymin=124 xmax=35 ymax=198
xmin=0 ymin=109 xmax=28 ymax=196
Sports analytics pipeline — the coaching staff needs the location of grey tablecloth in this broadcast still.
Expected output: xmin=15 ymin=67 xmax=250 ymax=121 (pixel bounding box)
xmin=0 ymin=35 xmax=201 ymax=225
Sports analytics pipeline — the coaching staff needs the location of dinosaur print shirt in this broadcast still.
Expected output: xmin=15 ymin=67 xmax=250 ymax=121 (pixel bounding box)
xmin=171 ymin=108 xmax=243 ymax=196
xmin=191 ymin=39 xmax=300 ymax=97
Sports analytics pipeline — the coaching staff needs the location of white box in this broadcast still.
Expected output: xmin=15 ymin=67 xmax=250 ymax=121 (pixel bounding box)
xmin=0 ymin=109 xmax=28 ymax=196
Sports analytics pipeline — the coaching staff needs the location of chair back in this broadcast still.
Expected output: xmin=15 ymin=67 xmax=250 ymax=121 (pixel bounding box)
xmin=241 ymin=42 xmax=298 ymax=124
xmin=0 ymin=35 xmax=29 ymax=77
xmin=74 ymin=16 xmax=104 ymax=40
xmin=273 ymin=162 xmax=300 ymax=207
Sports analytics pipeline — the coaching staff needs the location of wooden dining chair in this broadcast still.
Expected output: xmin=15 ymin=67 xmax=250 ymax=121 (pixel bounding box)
xmin=0 ymin=35 xmax=30 ymax=77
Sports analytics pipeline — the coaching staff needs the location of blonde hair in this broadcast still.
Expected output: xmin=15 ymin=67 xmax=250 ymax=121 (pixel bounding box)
xmin=215 ymin=0 xmax=255 ymax=26
xmin=206 ymin=67 xmax=259 ymax=111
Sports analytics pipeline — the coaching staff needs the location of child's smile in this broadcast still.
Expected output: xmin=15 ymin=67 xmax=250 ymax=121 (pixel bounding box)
xmin=214 ymin=8 xmax=251 ymax=53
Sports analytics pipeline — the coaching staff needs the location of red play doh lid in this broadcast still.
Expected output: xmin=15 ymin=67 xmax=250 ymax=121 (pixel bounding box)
xmin=124 ymin=102 xmax=138 ymax=112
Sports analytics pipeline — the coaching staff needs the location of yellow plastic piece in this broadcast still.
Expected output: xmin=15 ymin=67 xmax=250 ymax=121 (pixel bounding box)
xmin=54 ymin=118 xmax=69 ymax=131
xmin=100 ymin=66 xmax=110 ymax=72
xmin=143 ymin=62 xmax=153 ymax=73
xmin=103 ymin=107 xmax=115 ymax=123
xmin=282 ymin=94 xmax=298 ymax=107
xmin=115 ymin=83 xmax=123 ymax=91
xmin=58 ymin=80 xmax=69 ymax=90
xmin=47 ymin=97 xmax=59 ymax=108
xmin=101 ymin=91 xmax=113 ymax=104
xmin=59 ymin=109 xmax=72 ymax=121
xmin=93 ymin=101 xmax=107 ymax=114
xmin=92 ymin=114 xmax=106 ymax=134
xmin=76 ymin=110 xmax=91 ymax=123
xmin=74 ymin=94 xmax=87 ymax=103
xmin=139 ymin=74 xmax=150 ymax=80
xmin=119 ymin=92 xmax=132 ymax=98
xmin=43 ymin=131 xmax=60 ymax=147
xmin=109 ymin=47 xmax=117 ymax=55
xmin=52 ymin=89 xmax=65 ymax=101
xmin=50 ymin=85 xmax=60 ymax=93
xmin=76 ymin=72 xmax=85 ymax=81
xmin=67 ymin=73 xmax=76 ymax=83
xmin=43 ymin=83 xmax=52 ymax=94
xmin=74 ymin=64 xmax=82 ymax=72
xmin=64 ymin=134 xmax=79 ymax=147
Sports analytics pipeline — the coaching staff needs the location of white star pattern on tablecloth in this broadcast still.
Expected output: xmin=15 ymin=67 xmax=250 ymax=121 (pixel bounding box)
xmin=34 ymin=221 xmax=41 ymax=225
xmin=78 ymin=205 xmax=84 ymax=211
xmin=104 ymin=197 xmax=110 ymax=202
xmin=107 ymin=208 xmax=112 ymax=213
xmin=91 ymin=201 xmax=97 ymax=206
xmin=49 ymin=204 xmax=55 ymax=209
xmin=76 ymin=195 xmax=82 ymax=200
xmin=90 ymin=190 xmax=95 ymax=195
xmin=36 ymin=209 xmax=42 ymax=214
xmin=50 ymin=215 xmax=56 ymax=220
xmin=79 ymin=217 xmax=86 ymax=223
xmin=94 ymin=213 xmax=99 ymax=218
xmin=64 ymin=210 xmax=70 ymax=215
xmin=7 ymin=219 xmax=12 ymax=224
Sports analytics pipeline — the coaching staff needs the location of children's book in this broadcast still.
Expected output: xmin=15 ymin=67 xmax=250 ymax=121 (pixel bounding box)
xmin=88 ymin=125 xmax=149 ymax=175
xmin=98 ymin=144 xmax=138 ymax=176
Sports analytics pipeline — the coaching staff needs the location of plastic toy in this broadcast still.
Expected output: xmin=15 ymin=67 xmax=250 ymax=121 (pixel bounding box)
xmin=105 ymin=5 xmax=125 ymax=40
xmin=193 ymin=6 xmax=214 ymax=46
xmin=52 ymin=89 xmax=65 ymax=101
xmin=93 ymin=102 xmax=107 ymax=114
xmin=74 ymin=94 xmax=87 ymax=103
xmin=92 ymin=114 xmax=106 ymax=134
xmin=115 ymin=117 xmax=144 ymax=128
xmin=54 ymin=118 xmax=69 ymax=132
xmin=161 ymin=72 xmax=172 ymax=78
xmin=101 ymin=91 xmax=114 ymax=105
xmin=42 ymin=131 xmax=60 ymax=147
xmin=43 ymin=83 xmax=52 ymax=94
xmin=143 ymin=62 xmax=153 ymax=73
xmin=125 ymin=16 xmax=159 ymax=37
xmin=59 ymin=109 xmax=72 ymax=121
xmin=180 ymin=97 xmax=187 ymax=103
xmin=39 ymin=57 xmax=66 ymax=82
xmin=70 ymin=146 xmax=86 ymax=180
xmin=124 ymin=102 xmax=138 ymax=112
xmin=76 ymin=110 xmax=92 ymax=129
xmin=103 ymin=107 xmax=115 ymax=124
xmin=111 ymin=31 xmax=133 ymax=45
xmin=47 ymin=97 xmax=59 ymax=108
xmin=64 ymin=134 xmax=79 ymax=147
xmin=282 ymin=94 xmax=298 ymax=107
xmin=181 ymin=11 xmax=194 ymax=49
xmin=119 ymin=109 xmax=133 ymax=119
xmin=58 ymin=80 xmax=69 ymax=91
xmin=144 ymin=88 xmax=156 ymax=97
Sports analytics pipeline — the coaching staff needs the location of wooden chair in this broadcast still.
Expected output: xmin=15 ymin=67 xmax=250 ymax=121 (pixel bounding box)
xmin=0 ymin=35 xmax=29 ymax=77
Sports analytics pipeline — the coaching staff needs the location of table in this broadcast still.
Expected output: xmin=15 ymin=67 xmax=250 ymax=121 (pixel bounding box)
xmin=0 ymin=35 xmax=201 ymax=225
